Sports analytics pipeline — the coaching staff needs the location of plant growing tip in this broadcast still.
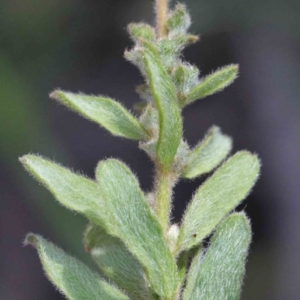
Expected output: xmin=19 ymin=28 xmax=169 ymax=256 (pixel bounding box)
xmin=20 ymin=1 xmax=260 ymax=300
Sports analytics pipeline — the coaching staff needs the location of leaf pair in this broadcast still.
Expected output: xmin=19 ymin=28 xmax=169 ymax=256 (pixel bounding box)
xmin=21 ymin=155 xmax=178 ymax=300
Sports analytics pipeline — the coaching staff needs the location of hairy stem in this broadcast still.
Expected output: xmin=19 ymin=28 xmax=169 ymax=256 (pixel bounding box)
xmin=154 ymin=167 xmax=176 ymax=233
xmin=155 ymin=0 xmax=169 ymax=38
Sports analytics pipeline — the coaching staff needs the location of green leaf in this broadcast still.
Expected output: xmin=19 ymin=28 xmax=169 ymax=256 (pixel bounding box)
xmin=135 ymin=84 xmax=153 ymax=103
xmin=143 ymin=44 xmax=182 ymax=169
xmin=84 ymin=223 xmax=150 ymax=300
xmin=51 ymin=90 xmax=148 ymax=140
xmin=183 ymin=213 xmax=251 ymax=300
xmin=180 ymin=247 xmax=203 ymax=299
xmin=185 ymin=65 xmax=239 ymax=106
xmin=20 ymin=155 xmax=108 ymax=228
xmin=167 ymin=3 xmax=191 ymax=36
xmin=177 ymin=245 xmax=202 ymax=289
xmin=172 ymin=62 xmax=199 ymax=102
xmin=25 ymin=234 xmax=130 ymax=300
xmin=157 ymin=36 xmax=198 ymax=70
xmin=128 ymin=23 xmax=155 ymax=41
xmin=178 ymin=151 xmax=260 ymax=252
xmin=96 ymin=159 xmax=178 ymax=300
xmin=182 ymin=126 xmax=232 ymax=179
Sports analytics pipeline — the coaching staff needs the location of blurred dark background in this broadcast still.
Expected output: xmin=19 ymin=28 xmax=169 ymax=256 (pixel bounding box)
xmin=1 ymin=0 xmax=300 ymax=299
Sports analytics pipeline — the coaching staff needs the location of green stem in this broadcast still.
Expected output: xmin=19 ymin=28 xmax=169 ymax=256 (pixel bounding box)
xmin=155 ymin=0 xmax=169 ymax=38
xmin=154 ymin=167 xmax=175 ymax=233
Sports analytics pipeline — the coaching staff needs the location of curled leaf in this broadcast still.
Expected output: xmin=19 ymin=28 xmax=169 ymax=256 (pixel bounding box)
xmin=142 ymin=43 xmax=182 ymax=169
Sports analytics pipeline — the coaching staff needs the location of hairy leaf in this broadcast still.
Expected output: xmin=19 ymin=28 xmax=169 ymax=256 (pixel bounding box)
xmin=185 ymin=65 xmax=239 ymax=106
xmin=178 ymin=151 xmax=260 ymax=252
xmin=143 ymin=44 xmax=182 ymax=169
xmin=182 ymin=126 xmax=232 ymax=179
xmin=96 ymin=159 xmax=178 ymax=300
xmin=172 ymin=62 xmax=199 ymax=101
xmin=25 ymin=234 xmax=130 ymax=300
xmin=51 ymin=91 xmax=148 ymax=140
xmin=20 ymin=155 xmax=108 ymax=228
xmin=128 ymin=23 xmax=155 ymax=41
xmin=84 ymin=224 xmax=150 ymax=300
xmin=177 ymin=245 xmax=202 ymax=289
xmin=157 ymin=36 xmax=198 ymax=69
xmin=183 ymin=213 xmax=251 ymax=300
xmin=167 ymin=3 xmax=191 ymax=36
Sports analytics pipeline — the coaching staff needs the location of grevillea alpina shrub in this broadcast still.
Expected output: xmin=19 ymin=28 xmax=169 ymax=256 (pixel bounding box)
xmin=21 ymin=1 xmax=260 ymax=299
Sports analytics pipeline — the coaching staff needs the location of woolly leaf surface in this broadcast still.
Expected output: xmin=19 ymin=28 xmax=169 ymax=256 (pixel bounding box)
xmin=20 ymin=155 xmax=108 ymax=228
xmin=185 ymin=65 xmax=239 ymax=105
xmin=96 ymin=159 xmax=178 ymax=300
xmin=182 ymin=126 xmax=232 ymax=179
xmin=167 ymin=3 xmax=191 ymax=36
xmin=51 ymin=91 xmax=148 ymax=140
xmin=25 ymin=234 xmax=130 ymax=300
xmin=183 ymin=213 xmax=251 ymax=300
xmin=128 ymin=23 xmax=155 ymax=41
xmin=178 ymin=151 xmax=260 ymax=251
xmin=84 ymin=223 xmax=150 ymax=300
xmin=143 ymin=44 xmax=182 ymax=169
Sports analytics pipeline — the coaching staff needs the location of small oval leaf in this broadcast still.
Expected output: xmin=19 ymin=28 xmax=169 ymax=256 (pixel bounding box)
xmin=25 ymin=234 xmax=130 ymax=300
xmin=185 ymin=64 xmax=239 ymax=106
xmin=182 ymin=126 xmax=232 ymax=179
xmin=183 ymin=213 xmax=251 ymax=300
xmin=51 ymin=90 xmax=148 ymax=140
xmin=178 ymin=151 xmax=260 ymax=252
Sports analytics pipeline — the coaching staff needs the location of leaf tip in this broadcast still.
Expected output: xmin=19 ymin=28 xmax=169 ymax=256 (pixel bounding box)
xmin=19 ymin=155 xmax=27 ymax=164
xmin=19 ymin=154 xmax=35 ymax=169
xmin=50 ymin=89 xmax=64 ymax=100
xmin=24 ymin=233 xmax=38 ymax=247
